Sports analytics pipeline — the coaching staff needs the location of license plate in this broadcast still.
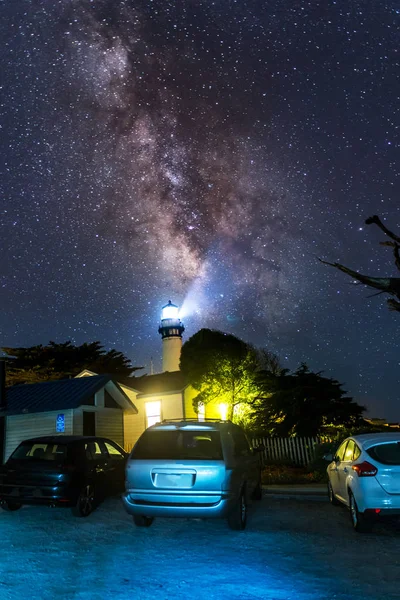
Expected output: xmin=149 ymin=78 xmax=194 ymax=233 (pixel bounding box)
xmin=155 ymin=473 xmax=194 ymax=488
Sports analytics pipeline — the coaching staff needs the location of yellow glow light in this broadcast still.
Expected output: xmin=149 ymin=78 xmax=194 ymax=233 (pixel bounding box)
xmin=219 ymin=403 xmax=228 ymax=420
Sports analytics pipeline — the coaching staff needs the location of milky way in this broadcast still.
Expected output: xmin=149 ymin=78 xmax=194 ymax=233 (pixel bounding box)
xmin=1 ymin=1 xmax=399 ymax=419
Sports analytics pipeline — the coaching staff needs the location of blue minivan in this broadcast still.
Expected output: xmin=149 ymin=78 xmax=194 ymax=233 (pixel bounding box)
xmin=122 ymin=419 xmax=263 ymax=530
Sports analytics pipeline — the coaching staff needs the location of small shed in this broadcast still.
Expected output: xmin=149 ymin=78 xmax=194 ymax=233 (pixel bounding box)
xmin=1 ymin=375 xmax=138 ymax=462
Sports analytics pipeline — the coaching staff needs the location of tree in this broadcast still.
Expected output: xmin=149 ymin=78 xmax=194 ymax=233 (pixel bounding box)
xmin=180 ymin=329 xmax=262 ymax=420
xmin=320 ymin=215 xmax=400 ymax=312
xmin=250 ymin=363 xmax=365 ymax=437
xmin=2 ymin=341 xmax=142 ymax=386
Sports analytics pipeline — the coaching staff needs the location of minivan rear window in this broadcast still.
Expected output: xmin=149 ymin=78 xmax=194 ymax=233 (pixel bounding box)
xmin=131 ymin=430 xmax=223 ymax=460
xmin=366 ymin=443 xmax=400 ymax=465
xmin=10 ymin=442 xmax=68 ymax=461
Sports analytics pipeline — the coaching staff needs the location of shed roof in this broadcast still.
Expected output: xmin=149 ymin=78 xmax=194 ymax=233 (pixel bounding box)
xmin=2 ymin=375 xmax=130 ymax=416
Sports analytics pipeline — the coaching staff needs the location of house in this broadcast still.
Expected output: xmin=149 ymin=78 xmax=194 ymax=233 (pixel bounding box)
xmin=0 ymin=374 xmax=137 ymax=462
xmin=76 ymin=369 xmax=223 ymax=452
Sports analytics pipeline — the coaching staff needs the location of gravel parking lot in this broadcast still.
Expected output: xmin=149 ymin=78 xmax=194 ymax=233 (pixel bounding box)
xmin=1 ymin=494 xmax=399 ymax=600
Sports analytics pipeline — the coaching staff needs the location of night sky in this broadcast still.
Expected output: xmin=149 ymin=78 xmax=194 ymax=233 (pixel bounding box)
xmin=1 ymin=1 xmax=399 ymax=420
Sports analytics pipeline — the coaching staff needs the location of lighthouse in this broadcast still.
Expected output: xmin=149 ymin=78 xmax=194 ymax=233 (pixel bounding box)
xmin=158 ymin=300 xmax=185 ymax=372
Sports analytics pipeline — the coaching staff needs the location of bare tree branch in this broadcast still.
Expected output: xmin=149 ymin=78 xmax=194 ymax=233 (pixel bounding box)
xmin=320 ymin=216 xmax=400 ymax=314
xmin=365 ymin=215 xmax=400 ymax=243
xmin=318 ymin=258 xmax=400 ymax=313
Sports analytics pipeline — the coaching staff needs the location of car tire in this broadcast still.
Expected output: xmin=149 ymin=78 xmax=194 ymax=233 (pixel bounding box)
xmin=227 ymin=489 xmax=247 ymax=530
xmin=252 ymin=479 xmax=263 ymax=501
xmin=71 ymin=484 xmax=96 ymax=518
xmin=328 ymin=481 xmax=340 ymax=506
xmin=132 ymin=515 xmax=154 ymax=527
xmin=349 ymin=491 xmax=371 ymax=533
xmin=0 ymin=501 xmax=22 ymax=512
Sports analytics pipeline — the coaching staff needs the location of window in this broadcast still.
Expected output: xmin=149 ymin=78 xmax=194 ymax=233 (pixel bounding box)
xmin=85 ymin=441 xmax=103 ymax=460
xmin=11 ymin=442 xmax=67 ymax=462
xmin=367 ymin=442 xmax=400 ymax=465
xmin=104 ymin=441 xmax=125 ymax=460
xmin=353 ymin=444 xmax=361 ymax=461
xmin=231 ymin=428 xmax=251 ymax=458
xmin=335 ymin=441 xmax=348 ymax=462
xmin=131 ymin=430 xmax=223 ymax=460
xmin=145 ymin=401 xmax=161 ymax=428
xmin=343 ymin=440 xmax=355 ymax=461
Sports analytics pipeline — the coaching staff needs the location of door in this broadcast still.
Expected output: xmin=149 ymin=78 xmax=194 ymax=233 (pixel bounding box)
xmin=83 ymin=412 xmax=96 ymax=436
xmin=328 ymin=440 xmax=348 ymax=501
xmin=231 ymin=428 xmax=259 ymax=498
xmin=103 ymin=440 xmax=127 ymax=493
xmin=84 ymin=440 xmax=108 ymax=497
xmin=336 ymin=439 xmax=356 ymax=503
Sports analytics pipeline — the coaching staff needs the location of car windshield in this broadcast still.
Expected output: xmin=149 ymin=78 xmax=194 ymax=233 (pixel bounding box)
xmin=10 ymin=442 xmax=68 ymax=462
xmin=366 ymin=442 xmax=400 ymax=465
xmin=131 ymin=430 xmax=223 ymax=460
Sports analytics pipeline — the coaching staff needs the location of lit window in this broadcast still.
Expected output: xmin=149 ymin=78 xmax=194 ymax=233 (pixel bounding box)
xmin=198 ymin=402 xmax=205 ymax=422
xmin=145 ymin=401 xmax=161 ymax=428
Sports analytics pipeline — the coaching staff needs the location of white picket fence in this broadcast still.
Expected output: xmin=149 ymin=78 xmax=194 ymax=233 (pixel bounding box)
xmin=251 ymin=436 xmax=328 ymax=466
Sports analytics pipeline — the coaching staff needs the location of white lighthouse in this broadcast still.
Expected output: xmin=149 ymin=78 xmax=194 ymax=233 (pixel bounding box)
xmin=158 ymin=300 xmax=185 ymax=372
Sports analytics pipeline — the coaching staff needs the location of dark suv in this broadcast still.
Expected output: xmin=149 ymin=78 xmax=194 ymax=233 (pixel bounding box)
xmin=0 ymin=435 xmax=127 ymax=517
xmin=122 ymin=420 xmax=263 ymax=530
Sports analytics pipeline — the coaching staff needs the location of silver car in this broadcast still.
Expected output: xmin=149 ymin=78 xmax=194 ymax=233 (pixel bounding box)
xmin=122 ymin=420 xmax=262 ymax=530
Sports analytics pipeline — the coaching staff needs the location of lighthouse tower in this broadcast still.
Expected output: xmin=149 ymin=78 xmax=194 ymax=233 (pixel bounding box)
xmin=158 ymin=301 xmax=185 ymax=372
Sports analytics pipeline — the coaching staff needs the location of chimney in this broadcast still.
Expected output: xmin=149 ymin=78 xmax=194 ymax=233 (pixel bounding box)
xmin=0 ymin=359 xmax=6 ymax=411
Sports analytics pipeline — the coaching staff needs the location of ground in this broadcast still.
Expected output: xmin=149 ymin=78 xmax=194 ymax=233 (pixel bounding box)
xmin=0 ymin=495 xmax=399 ymax=600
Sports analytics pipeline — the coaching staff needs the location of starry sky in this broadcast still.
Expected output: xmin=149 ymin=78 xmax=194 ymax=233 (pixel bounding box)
xmin=1 ymin=1 xmax=399 ymax=419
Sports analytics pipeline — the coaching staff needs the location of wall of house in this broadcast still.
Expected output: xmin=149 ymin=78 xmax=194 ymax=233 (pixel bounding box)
xmin=120 ymin=385 xmax=186 ymax=452
xmin=72 ymin=406 xmax=125 ymax=447
xmin=183 ymin=385 xmax=198 ymax=418
xmin=95 ymin=409 xmax=124 ymax=447
xmin=183 ymin=385 xmax=226 ymax=420
xmin=4 ymin=409 xmax=74 ymax=462
xmin=119 ymin=385 xmax=144 ymax=452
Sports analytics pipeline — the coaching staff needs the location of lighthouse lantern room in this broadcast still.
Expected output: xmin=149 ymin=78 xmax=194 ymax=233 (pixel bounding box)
xmin=158 ymin=300 xmax=185 ymax=372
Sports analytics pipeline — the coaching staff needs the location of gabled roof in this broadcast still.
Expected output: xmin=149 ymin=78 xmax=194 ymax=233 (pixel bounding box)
xmin=2 ymin=375 xmax=136 ymax=416
xmin=131 ymin=371 xmax=189 ymax=396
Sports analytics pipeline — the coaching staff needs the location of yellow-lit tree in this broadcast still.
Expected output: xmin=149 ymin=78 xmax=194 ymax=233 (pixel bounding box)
xmin=180 ymin=329 xmax=269 ymax=421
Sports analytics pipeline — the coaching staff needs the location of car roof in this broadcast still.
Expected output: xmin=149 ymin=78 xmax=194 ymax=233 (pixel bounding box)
xmin=350 ymin=432 xmax=400 ymax=449
xmin=19 ymin=435 xmax=109 ymax=445
xmin=148 ymin=420 xmax=234 ymax=431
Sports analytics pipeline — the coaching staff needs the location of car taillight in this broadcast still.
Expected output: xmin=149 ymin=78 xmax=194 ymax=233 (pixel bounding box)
xmin=352 ymin=461 xmax=378 ymax=477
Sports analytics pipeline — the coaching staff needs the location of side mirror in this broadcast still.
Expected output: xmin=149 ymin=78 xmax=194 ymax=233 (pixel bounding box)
xmin=323 ymin=453 xmax=334 ymax=462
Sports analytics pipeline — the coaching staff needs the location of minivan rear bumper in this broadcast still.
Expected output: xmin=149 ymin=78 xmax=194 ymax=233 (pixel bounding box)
xmin=122 ymin=490 xmax=234 ymax=518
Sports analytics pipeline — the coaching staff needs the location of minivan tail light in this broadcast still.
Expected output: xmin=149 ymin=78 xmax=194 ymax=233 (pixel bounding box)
xmin=352 ymin=461 xmax=378 ymax=477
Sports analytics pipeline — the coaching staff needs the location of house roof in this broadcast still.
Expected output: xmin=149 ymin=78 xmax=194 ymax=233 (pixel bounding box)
xmin=2 ymin=375 xmax=129 ymax=416
xmin=129 ymin=371 xmax=189 ymax=396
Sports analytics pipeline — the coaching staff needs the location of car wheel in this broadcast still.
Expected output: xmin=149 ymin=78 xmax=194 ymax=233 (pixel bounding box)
xmin=228 ymin=489 xmax=247 ymax=530
xmin=0 ymin=501 xmax=22 ymax=512
xmin=328 ymin=481 xmax=340 ymax=506
xmin=349 ymin=491 xmax=370 ymax=533
xmin=132 ymin=515 xmax=154 ymax=527
xmin=251 ymin=479 xmax=263 ymax=501
xmin=71 ymin=484 xmax=96 ymax=517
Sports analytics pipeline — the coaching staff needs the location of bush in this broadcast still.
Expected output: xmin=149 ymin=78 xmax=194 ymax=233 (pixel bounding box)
xmin=261 ymin=463 xmax=327 ymax=485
